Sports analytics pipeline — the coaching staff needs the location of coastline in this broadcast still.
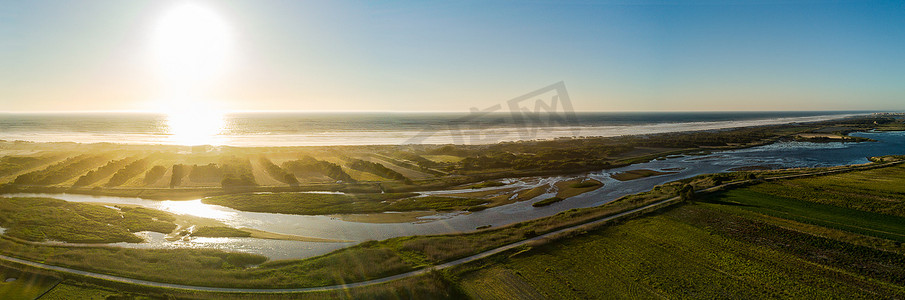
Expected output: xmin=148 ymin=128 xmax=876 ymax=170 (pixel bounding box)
xmin=0 ymin=113 xmax=891 ymax=201
xmin=0 ymin=112 xmax=870 ymax=147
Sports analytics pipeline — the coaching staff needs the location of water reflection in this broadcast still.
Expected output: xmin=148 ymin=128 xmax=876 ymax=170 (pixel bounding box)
xmin=158 ymin=200 xmax=236 ymax=221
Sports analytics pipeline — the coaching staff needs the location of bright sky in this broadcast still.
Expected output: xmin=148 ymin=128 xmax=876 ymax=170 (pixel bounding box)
xmin=2 ymin=0 xmax=904 ymax=112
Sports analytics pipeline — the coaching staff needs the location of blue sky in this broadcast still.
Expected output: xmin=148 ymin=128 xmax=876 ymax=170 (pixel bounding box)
xmin=2 ymin=0 xmax=904 ymax=112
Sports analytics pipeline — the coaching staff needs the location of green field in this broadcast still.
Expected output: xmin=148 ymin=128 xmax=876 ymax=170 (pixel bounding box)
xmin=35 ymin=282 xmax=119 ymax=300
xmin=531 ymin=197 xmax=563 ymax=207
xmin=0 ymin=197 xmax=177 ymax=243
xmin=456 ymin=204 xmax=905 ymax=299
xmin=191 ymin=226 xmax=252 ymax=238
xmin=454 ymin=165 xmax=905 ymax=299
xmin=0 ymin=265 xmax=60 ymax=300
xmin=748 ymin=165 xmax=905 ymax=217
xmin=202 ymin=192 xmax=486 ymax=215
xmin=704 ymin=189 xmax=905 ymax=242
xmin=609 ymin=169 xmax=676 ymax=181
xmin=35 ymin=272 xmax=463 ymax=300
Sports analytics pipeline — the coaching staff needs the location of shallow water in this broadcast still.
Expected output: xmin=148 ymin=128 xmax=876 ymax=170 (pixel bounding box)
xmin=4 ymin=130 xmax=905 ymax=259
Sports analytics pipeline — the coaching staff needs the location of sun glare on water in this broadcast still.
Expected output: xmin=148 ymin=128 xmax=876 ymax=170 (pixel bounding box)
xmin=165 ymin=106 xmax=226 ymax=146
xmin=151 ymin=3 xmax=232 ymax=145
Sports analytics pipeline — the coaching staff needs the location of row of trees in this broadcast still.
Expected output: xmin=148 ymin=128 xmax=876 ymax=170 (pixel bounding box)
xmin=258 ymin=157 xmax=299 ymax=185
xmin=166 ymin=160 xmax=259 ymax=188
xmin=0 ymin=154 xmax=62 ymax=177
xmin=282 ymin=156 xmax=354 ymax=182
xmin=73 ymin=157 xmax=135 ymax=187
xmin=14 ymin=154 xmax=110 ymax=185
xmin=347 ymin=158 xmax=407 ymax=181
xmin=143 ymin=165 xmax=167 ymax=185
xmin=106 ymin=157 xmax=153 ymax=187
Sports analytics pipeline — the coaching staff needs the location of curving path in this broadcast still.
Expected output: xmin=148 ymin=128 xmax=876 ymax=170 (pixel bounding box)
xmin=1 ymin=160 xmax=901 ymax=294
xmin=0 ymin=195 xmax=682 ymax=294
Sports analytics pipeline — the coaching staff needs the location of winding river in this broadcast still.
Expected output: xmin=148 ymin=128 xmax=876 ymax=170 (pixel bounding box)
xmin=5 ymin=130 xmax=905 ymax=260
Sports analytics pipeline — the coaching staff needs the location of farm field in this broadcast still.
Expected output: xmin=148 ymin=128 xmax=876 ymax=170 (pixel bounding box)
xmin=0 ymin=265 xmax=60 ymax=300
xmin=454 ymin=164 xmax=905 ymax=299
xmin=456 ymin=203 xmax=905 ymax=299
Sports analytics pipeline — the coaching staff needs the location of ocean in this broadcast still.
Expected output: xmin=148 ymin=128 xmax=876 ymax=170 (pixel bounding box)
xmin=0 ymin=111 xmax=872 ymax=146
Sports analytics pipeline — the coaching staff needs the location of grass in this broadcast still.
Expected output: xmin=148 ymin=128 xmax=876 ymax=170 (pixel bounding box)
xmin=531 ymin=197 xmax=563 ymax=207
xmin=456 ymin=204 xmax=905 ymax=299
xmin=13 ymin=154 xmax=112 ymax=186
xmin=421 ymin=155 xmax=465 ymax=163
xmin=0 ymin=197 xmax=145 ymax=243
xmin=609 ymin=169 xmax=676 ymax=181
xmin=202 ymin=192 xmax=486 ymax=215
xmin=0 ymin=265 xmax=60 ymax=300
xmin=36 ymin=272 xmax=463 ymax=300
xmin=0 ymin=154 xmax=66 ymax=178
xmin=746 ymin=165 xmax=905 ymax=217
xmin=0 ymin=198 xmax=180 ymax=244
xmin=569 ymin=181 xmax=599 ymax=189
xmin=467 ymin=181 xmax=506 ymax=189
xmin=553 ymin=178 xmax=603 ymax=199
xmin=192 ymin=226 xmax=252 ymax=238
xmin=118 ymin=206 xmax=178 ymax=234
xmin=701 ymin=189 xmax=905 ymax=242
xmin=453 ymin=164 xmax=905 ymax=299
xmin=874 ymin=123 xmax=905 ymax=131
xmin=34 ymin=281 xmax=119 ymax=300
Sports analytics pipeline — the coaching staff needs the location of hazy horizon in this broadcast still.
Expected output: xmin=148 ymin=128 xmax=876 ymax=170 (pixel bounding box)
xmin=0 ymin=109 xmax=889 ymax=114
xmin=0 ymin=111 xmax=871 ymax=146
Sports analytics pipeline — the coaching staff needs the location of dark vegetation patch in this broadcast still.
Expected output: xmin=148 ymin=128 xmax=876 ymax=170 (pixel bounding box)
xmin=202 ymin=192 xmax=484 ymax=215
xmin=681 ymin=204 xmax=905 ymax=285
xmin=0 ymin=197 xmax=158 ymax=243
xmin=532 ymin=197 xmax=563 ymax=207
xmin=73 ymin=157 xmax=136 ymax=187
xmin=14 ymin=154 xmax=112 ymax=185
xmin=346 ymin=158 xmax=408 ymax=181
xmin=282 ymin=156 xmax=354 ymax=182
xmin=106 ymin=156 xmax=156 ymax=187
xmin=191 ymin=226 xmax=251 ymax=238
xmin=467 ymin=181 xmax=506 ymax=189
xmin=0 ymin=265 xmax=61 ymax=299
xmin=702 ymin=189 xmax=905 ymax=242
xmin=0 ymin=153 xmax=66 ymax=178
xmin=455 ymin=204 xmax=905 ymax=299
xmin=142 ymin=165 xmax=166 ymax=185
xmin=610 ymin=169 xmax=676 ymax=181
xmin=258 ymin=157 xmax=298 ymax=185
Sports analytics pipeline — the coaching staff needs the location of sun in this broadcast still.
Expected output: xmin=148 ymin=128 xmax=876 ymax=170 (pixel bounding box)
xmin=151 ymin=3 xmax=232 ymax=145
xmin=152 ymin=3 xmax=231 ymax=91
